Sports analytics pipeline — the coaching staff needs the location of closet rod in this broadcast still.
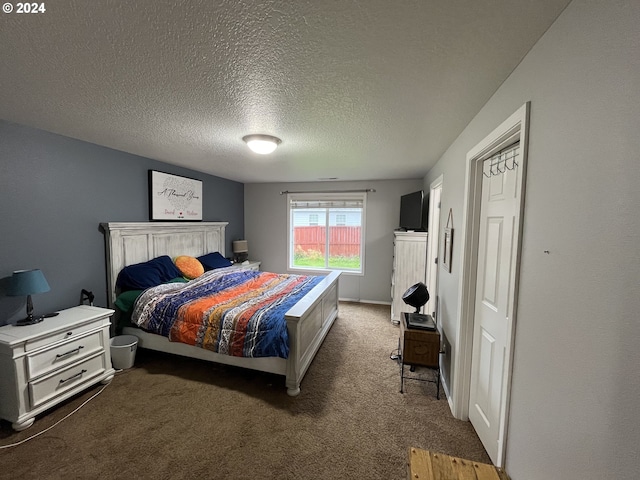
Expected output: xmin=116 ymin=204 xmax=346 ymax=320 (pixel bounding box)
xmin=280 ymin=189 xmax=376 ymax=195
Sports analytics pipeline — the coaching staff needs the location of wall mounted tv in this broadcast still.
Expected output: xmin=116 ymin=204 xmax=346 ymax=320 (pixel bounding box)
xmin=399 ymin=190 xmax=427 ymax=231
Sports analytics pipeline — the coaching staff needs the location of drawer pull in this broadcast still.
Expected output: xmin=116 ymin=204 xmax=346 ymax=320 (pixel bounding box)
xmin=59 ymin=369 xmax=87 ymax=384
xmin=66 ymin=331 xmax=73 ymax=336
xmin=55 ymin=346 xmax=84 ymax=359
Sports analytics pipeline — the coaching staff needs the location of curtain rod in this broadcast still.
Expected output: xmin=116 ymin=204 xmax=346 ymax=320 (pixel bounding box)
xmin=280 ymin=189 xmax=376 ymax=195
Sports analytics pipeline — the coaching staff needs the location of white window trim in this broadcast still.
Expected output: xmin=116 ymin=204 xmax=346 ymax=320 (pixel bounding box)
xmin=287 ymin=192 xmax=366 ymax=276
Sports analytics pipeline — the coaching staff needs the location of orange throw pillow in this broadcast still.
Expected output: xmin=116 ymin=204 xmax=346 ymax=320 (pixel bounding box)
xmin=174 ymin=256 xmax=204 ymax=279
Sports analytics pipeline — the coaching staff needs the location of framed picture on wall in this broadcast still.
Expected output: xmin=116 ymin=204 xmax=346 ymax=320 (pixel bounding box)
xmin=443 ymin=227 xmax=453 ymax=272
xmin=442 ymin=208 xmax=453 ymax=273
xmin=148 ymin=170 xmax=203 ymax=221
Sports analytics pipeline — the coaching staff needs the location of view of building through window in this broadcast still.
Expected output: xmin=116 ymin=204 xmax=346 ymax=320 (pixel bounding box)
xmin=288 ymin=193 xmax=365 ymax=273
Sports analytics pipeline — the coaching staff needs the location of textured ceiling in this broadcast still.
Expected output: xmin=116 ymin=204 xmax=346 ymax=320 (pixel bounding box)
xmin=0 ymin=1 xmax=571 ymax=183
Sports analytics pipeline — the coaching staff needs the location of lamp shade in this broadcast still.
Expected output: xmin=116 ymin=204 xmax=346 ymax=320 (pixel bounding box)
xmin=402 ymin=282 xmax=430 ymax=313
xmin=232 ymin=240 xmax=248 ymax=253
xmin=7 ymin=269 xmax=51 ymax=296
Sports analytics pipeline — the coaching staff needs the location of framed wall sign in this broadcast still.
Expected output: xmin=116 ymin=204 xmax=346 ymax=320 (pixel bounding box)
xmin=148 ymin=170 xmax=203 ymax=221
xmin=442 ymin=208 xmax=453 ymax=273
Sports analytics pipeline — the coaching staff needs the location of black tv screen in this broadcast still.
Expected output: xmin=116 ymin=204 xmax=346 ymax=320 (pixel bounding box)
xmin=399 ymin=190 xmax=425 ymax=231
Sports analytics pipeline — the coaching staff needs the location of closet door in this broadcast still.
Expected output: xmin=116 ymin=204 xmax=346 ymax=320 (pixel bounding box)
xmin=469 ymin=145 xmax=521 ymax=465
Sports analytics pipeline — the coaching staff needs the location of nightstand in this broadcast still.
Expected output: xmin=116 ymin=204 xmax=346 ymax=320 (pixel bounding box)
xmin=0 ymin=305 xmax=115 ymax=431
xmin=230 ymin=261 xmax=261 ymax=271
xmin=399 ymin=312 xmax=441 ymax=398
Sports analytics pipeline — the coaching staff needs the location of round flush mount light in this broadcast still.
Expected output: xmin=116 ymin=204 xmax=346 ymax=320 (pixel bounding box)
xmin=242 ymin=134 xmax=282 ymax=155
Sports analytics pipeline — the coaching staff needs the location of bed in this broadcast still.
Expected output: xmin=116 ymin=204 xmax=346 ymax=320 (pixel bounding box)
xmin=100 ymin=222 xmax=340 ymax=396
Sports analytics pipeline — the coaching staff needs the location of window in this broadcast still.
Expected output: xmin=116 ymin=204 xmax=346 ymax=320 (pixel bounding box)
xmin=288 ymin=192 xmax=366 ymax=274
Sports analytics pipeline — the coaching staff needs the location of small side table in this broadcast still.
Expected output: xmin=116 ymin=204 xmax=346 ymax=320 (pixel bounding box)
xmin=230 ymin=261 xmax=261 ymax=271
xmin=398 ymin=312 xmax=441 ymax=398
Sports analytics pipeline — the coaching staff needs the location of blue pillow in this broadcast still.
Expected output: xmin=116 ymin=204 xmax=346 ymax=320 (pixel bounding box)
xmin=116 ymin=255 xmax=183 ymax=291
xmin=198 ymin=251 xmax=232 ymax=271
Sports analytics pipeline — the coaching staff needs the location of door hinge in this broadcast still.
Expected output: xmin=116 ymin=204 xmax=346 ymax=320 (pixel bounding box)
xmin=434 ymin=257 xmax=438 ymax=264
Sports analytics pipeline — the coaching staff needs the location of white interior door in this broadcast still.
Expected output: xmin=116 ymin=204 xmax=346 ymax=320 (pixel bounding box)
xmin=468 ymin=147 xmax=520 ymax=464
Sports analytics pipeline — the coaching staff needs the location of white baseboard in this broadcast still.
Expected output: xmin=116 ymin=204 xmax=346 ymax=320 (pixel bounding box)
xmin=439 ymin=373 xmax=454 ymax=414
xmin=339 ymin=297 xmax=392 ymax=306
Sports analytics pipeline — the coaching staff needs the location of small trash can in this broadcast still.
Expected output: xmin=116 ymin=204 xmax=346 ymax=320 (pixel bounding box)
xmin=110 ymin=335 xmax=138 ymax=370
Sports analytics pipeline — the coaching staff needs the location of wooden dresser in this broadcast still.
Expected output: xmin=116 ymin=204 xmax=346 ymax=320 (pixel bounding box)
xmin=391 ymin=231 xmax=428 ymax=324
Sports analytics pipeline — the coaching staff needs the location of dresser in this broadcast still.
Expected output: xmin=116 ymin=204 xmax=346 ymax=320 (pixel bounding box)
xmin=391 ymin=231 xmax=428 ymax=324
xmin=0 ymin=305 xmax=115 ymax=431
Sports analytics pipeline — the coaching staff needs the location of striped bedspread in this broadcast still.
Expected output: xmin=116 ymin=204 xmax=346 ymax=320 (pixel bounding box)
xmin=131 ymin=268 xmax=323 ymax=358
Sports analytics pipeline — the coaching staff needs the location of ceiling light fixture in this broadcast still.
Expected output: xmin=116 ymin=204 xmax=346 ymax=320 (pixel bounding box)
xmin=242 ymin=134 xmax=282 ymax=155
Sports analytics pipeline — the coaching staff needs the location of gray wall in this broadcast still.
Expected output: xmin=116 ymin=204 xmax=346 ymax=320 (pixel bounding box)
xmin=244 ymin=179 xmax=423 ymax=303
xmin=0 ymin=121 xmax=244 ymax=325
xmin=424 ymin=1 xmax=640 ymax=478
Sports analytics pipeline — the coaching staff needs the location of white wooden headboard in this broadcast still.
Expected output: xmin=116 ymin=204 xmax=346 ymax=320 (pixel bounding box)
xmin=100 ymin=222 xmax=228 ymax=308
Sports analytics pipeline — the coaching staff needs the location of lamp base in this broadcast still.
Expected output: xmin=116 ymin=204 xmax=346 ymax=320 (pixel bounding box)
xmin=234 ymin=253 xmax=248 ymax=263
xmin=16 ymin=315 xmax=44 ymax=326
xmin=404 ymin=312 xmax=436 ymax=331
xmin=15 ymin=312 xmax=59 ymax=326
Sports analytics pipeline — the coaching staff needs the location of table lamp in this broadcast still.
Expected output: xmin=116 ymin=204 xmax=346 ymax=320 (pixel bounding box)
xmin=7 ymin=269 xmax=51 ymax=326
xmin=402 ymin=282 xmax=430 ymax=313
xmin=232 ymin=240 xmax=249 ymax=263
xmin=402 ymin=282 xmax=436 ymax=330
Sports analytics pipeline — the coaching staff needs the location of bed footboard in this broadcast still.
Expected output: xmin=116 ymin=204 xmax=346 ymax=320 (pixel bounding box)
xmin=284 ymin=270 xmax=340 ymax=396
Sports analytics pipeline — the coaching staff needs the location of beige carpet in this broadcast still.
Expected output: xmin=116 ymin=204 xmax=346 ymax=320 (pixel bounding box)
xmin=0 ymin=302 xmax=490 ymax=479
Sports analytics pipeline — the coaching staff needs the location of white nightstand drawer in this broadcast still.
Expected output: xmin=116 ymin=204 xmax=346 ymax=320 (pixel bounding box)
xmin=25 ymin=318 xmax=103 ymax=352
xmin=29 ymin=352 xmax=106 ymax=409
xmin=27 ymin=330 xmax=104 ymax=380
